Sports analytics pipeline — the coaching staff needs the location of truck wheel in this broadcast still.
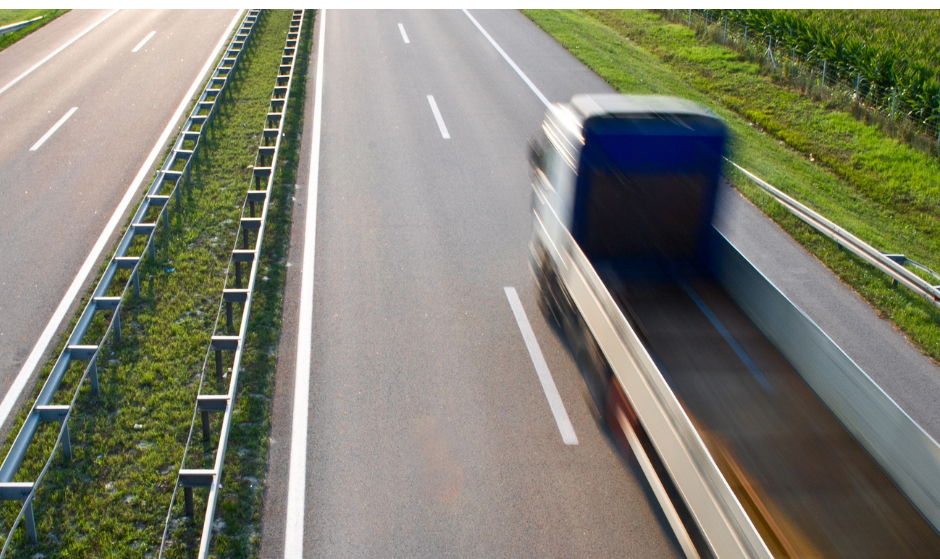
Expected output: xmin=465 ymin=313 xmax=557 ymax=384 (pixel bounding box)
xmin=533 ymin=242 xmax=565 ymax=330
xmin=578 ymin=327 xmax=612 ymax=421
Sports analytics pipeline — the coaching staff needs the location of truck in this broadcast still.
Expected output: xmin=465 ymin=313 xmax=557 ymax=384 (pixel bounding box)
xmin=529 ymin=94 xmax=940 ymax=559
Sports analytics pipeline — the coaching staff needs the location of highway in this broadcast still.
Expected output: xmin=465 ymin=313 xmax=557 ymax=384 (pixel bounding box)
xmin=5 ymin=8 xmax=940 ymax=558
xmin=0 ymin=9 xmax=239 ymax=431
xmin=258 ymin=9 xmax=940 ymax=558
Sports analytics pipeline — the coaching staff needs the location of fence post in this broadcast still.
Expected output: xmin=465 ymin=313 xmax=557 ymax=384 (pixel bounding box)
xmin=744 ymin=24 xmax=747 ymax=47
xmin=855 ymin=73 xmax=861 ymax=100
xmin=891 ymin=89 xmax=897 ymax=121
xmin=724 ymin=16 xmax=727 ymax=43
xmin=821 ymin=60 xmax=827 ymax=90
xmin=688 ymin=9 xmax=691 ymax=26
xmin=704 ymin=10 xmax=708 ymax=28
xmin=936 ymin=114 xmax=940 ymax=148
xmin=792 ymin=46 xmax=796 ymax=65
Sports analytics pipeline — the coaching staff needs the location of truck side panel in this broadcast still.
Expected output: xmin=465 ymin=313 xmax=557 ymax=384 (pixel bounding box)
xmin=708 ymin=228 xmax=940 ymax=533
xmin=533 ymin=189 xmax=773 ymax=559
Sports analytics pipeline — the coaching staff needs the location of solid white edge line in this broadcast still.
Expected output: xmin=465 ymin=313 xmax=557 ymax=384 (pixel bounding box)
xmin=398 ymin=22 xmax=409 ymax=43
xmin=504 ymin=287 xmax=578 ymax=445
xmin=0 ymin=9 xmax=119 ymax=98
xmin=462 ymin=9 xmax=550 ymax=109
xmin=0 ymin=8 xmax=245 ymax=433
xmin=132 ymin=30 xmax=156 ymax=53
xmin=284 ymin=8 xmax=326 ymax=559
xmin=29 ymin=106 xmax=77 ymax=151
xmin=427 ymin=95 xmax=450 ymax=139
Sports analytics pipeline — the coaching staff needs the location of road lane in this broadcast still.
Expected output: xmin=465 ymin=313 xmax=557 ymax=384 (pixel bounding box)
xmin=0 ymin=10 xmax=239 ymax=431
xmin=262 ymin=9 xmax=683 ymax=558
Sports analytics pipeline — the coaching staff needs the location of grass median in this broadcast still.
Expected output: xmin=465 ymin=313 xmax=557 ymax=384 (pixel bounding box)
xmin=0 ymin=9 xmax=310 ymax=558
xmin=523 ymin=9 xmax=940 ymax=363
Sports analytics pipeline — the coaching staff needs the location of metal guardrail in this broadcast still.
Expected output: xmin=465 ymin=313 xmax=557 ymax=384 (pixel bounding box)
xmin=0 ymin=16 xmax=42 ymax=36
xmin=726 ymin=158 xmax=940 ymax=312
xmin=158 ymin=10 xmax=305 ymax=558
xmin=0 ymin=9 xmax=260 ymax=553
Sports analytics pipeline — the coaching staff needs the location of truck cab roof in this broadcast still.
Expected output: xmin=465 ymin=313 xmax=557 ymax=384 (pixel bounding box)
xmin=570 ymin=93 xmax=715 ymax=121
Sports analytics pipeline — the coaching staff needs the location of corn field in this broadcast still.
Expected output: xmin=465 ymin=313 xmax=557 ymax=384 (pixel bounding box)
xmin=665 ymin=9 xmax=940 ymax=147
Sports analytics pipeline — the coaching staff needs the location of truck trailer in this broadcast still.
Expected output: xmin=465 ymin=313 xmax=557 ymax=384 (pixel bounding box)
xmin=529 ymin=94 xmax=940 ymax=558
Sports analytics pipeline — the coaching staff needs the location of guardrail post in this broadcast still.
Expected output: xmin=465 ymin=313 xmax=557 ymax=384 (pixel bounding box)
xmin=37 ymin=406 xmax=72 ymax=459
xmin=185 ymin=486 xmax=194 ymax=517
xmin=197 ymin=396 xmax=229 ymax=442
xmin=149 ymin=236 xmax=156 ymax=260
xmin=0 ymin=483 xmax=38 ymax=543
xmin=178 ymin=469 xmax=214 ymax=518
xmin=211 ymin=337 xmax=239 ymax=378
xmin=133 ymin=269 xmax=140 ymax=298
xmin=202 ymin=410 xmax=211 ymax=441
xmin=223 ymin=289 xmax=249 ymax=332
xmin=23 ymin=499 xmax=37 ymax=543
xmin=89 ymin=355 xmax=99 ymax=396
xmin=61 ymin=422 xmax=72 ymax=460
xmin=114 ymin=309 xmax=122 ymax=344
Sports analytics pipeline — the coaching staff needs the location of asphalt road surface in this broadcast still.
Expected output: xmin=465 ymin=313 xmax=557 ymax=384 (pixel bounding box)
xmin=0 ymin=9 xmax=239 ymax=431
xmin=256 ymin=9 xmax=940 ymax=559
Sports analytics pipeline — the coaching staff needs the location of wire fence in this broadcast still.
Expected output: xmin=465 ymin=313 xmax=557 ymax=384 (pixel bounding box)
xmin=0 ymin=9 xmax=260 ymax=554
xmin=157 ymin=10 xmax=305 ymax=558
xmin=664 ymin=9 xmax=940 ymax=154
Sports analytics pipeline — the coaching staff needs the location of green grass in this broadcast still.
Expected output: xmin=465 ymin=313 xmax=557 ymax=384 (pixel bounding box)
xmin=0 ymin=9 xmax=310 ymax=558
xmin=522 ymin=9 xmax=940 ymax=362
xmin=0 ymin=10 xmax=68 ymax=53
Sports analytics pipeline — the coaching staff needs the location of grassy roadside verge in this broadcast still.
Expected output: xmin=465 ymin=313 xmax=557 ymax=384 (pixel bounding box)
xmin=0 ymin=10 xmax=308 ymax=558
xmin=0 ymin=10 xmax=68 ymax=54
xmin=523 ymin=10 xmax=940 ymax=363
